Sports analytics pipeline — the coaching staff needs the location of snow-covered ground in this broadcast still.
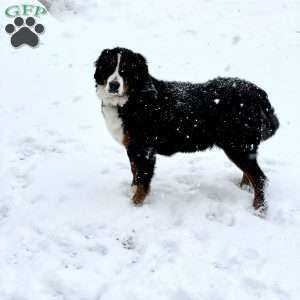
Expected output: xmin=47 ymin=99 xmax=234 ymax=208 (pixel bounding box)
xmin=1 ymin=0 xmax=300 ymax=299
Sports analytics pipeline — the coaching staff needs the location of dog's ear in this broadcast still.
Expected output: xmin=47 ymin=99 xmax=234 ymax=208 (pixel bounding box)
xmin=94 ymin=48 xmax=110 ymax=67
xmin=132 ymin=52 xmax=149 ymax=86
xmin=135 ymin=52 xmax=147 ymax=65
xmin=134 ymin=53 xmax=148 ymax=73
xmin=94 ymin=48 xmax=111 ymax=84
xmin=132 ymin=53 xmax=158 ymax=98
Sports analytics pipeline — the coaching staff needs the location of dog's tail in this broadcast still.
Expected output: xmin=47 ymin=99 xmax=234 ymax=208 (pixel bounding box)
xmin=259 ymin=94 xmax=279 ymax=141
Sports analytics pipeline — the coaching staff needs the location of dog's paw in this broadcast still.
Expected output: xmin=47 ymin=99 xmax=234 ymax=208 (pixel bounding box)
xmin=131 ymin=184 xmax=149 ymax=206
xmin=240 ymin=183 xmax=253 ymax=193
xmin=132 ymin=193 xmax=145 ymax=206
xmin=131 ymin=185 xmax=143 ymax=206
xmin=253 ymin=204 xmax=268 ymax=218
xmin=239 ymin=174 xmax=253 ymax=192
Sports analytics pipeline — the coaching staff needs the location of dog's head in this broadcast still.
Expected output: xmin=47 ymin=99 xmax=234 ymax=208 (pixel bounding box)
xmin=94 ymin=47 xmax=151 ymax=106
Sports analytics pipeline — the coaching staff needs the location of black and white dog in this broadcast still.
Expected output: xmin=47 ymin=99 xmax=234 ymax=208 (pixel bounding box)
xmin=94 ymin=47 xmax=279 ymax=213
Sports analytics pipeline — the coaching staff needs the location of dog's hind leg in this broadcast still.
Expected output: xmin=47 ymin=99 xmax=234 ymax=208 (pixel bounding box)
xmin=224 ymin=149 xmax=267 ymax=214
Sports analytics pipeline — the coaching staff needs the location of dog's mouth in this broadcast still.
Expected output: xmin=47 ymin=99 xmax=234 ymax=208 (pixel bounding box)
xmin=107 ymin=90 xmax=124 ymax=97
xmin=104 ymin=90 xmax=125 ymax=98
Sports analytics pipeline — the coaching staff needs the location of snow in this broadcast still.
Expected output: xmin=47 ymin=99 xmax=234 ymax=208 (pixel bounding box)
xmin=1 ymin=0 xmax=300 ymax=299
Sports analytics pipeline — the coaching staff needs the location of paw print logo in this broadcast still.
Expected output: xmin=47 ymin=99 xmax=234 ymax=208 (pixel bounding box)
xmin=5 ymin=17 xmax=45 ymax=48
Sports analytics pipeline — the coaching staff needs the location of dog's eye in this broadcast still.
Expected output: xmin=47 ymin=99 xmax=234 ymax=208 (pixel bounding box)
xmin=120 ymin=69 xmax=125 ymax=74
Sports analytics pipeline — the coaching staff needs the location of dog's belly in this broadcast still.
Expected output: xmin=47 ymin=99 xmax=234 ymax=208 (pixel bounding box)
xmin=156 ymin=143 xmax=210 ymax=156
xmin=102 ymin=105 xmax=124 ymax=144
xmin=155 ymin=133 xmax=213 ymax=155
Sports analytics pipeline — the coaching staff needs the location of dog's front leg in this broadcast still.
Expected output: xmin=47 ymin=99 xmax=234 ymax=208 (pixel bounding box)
xmin=126 ymin=143 xmax=156 ymax=206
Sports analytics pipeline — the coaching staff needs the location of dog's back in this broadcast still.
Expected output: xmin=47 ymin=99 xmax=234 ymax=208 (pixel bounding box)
xmin=149 ymin=76 xmax=279 ymax=152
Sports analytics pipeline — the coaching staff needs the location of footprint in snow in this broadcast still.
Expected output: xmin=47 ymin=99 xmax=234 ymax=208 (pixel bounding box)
xmin=17 ymin=137 xmax=63 ymax=160
xmin=0 ymin=204 xmax=10 ymax=223
xmin=86 ymin=243 xmax=109 ymax=256
xmin=242 ymin=278 xmax=267 ymax=297
xmin=205 ymin=207 xmax=236 ymax=226
xmin=160 ymin=239 xmax=178 ymax=254
xmin=271 ymin=285 xmax=291 ymax=300
xmin=11 ymin=167 xmax=33 ymax=189
xmin=120 ymin=235 xmax=136 ymax=250
xmin=171 ymin=289 xmax=194 ymax=300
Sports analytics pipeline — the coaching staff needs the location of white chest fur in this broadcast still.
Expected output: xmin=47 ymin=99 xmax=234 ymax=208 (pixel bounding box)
xmin=96 ymin=85 xmax=128 ymax=145
xmin=102 ymin=104 xmax=124 ymax=144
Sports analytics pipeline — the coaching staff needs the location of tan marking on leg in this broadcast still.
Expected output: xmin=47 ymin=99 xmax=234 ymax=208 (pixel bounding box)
xmin=240 ymin=173 xmax=251 ymax=188
xmin=132 ymin=184 xmax=150 ymax=206
xmin=223 ymin=150 xmax=267 ymax=215
xmin=130 ymin=161 xmax=137 ymax=186
xmin=245 ymin=173 xmax=267 ymax=213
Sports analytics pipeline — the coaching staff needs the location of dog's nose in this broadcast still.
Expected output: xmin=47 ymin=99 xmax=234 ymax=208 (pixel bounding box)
xmin=108 ymin=81 xmax=120 ymax=93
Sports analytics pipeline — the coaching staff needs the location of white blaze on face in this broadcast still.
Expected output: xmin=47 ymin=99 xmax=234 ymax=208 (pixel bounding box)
xmin=96 ymin=52 xmax=128 ymax=107
xmin=105 ymin=53 xmax=124 ymax=96
xmin=96 ymin=52 xmax=128 ymax=144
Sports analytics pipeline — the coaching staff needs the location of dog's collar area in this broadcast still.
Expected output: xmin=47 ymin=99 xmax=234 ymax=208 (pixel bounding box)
xmin=102 ymin=103 xmax=119 ymax=108
xmin=101 ymin=101 xmax=126 ymax=108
